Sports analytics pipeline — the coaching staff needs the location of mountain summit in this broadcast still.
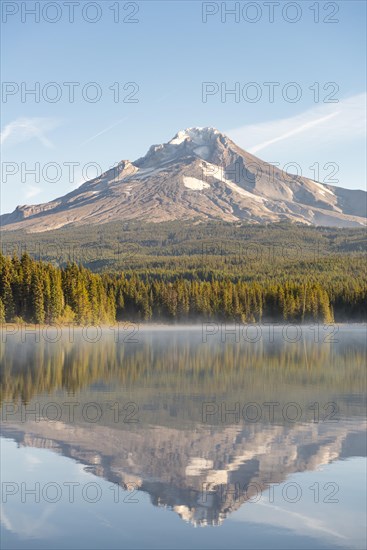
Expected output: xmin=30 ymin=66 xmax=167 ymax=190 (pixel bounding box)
xmin=1 ymin=127 xmax=366 ymax=232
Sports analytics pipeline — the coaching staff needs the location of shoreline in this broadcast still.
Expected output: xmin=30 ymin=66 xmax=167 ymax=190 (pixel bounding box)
xmin=1 ymin=321 xmax=366 ymax=331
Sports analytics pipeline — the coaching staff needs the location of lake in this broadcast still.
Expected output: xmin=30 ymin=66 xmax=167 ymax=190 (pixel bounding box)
xmin=1 ymin=324 xmax=366 ymax=549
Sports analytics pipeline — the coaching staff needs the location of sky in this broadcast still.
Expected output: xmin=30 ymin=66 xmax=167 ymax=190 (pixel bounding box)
xmin=1 ymin=0 xmax=366 ymax=214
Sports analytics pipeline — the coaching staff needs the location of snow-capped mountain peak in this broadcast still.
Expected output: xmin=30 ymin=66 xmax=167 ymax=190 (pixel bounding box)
xmin=169 ymin=127 xmax=222 ymax=145
xmin=135 ymin=127 xmax=228 ymax=168
xmin=1 ymin=127 xmax=366 ymax=232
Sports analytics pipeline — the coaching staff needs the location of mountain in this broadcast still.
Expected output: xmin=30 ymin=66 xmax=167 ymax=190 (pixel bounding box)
xmin=1 ymin=127 xmax=366 ymax=232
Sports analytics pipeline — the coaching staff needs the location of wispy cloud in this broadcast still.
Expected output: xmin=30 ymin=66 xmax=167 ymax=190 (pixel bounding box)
xmin=248 ymin=111 xmax=340 ymax=154
xmin=80 ymin=93 xmax=171 ymax=146
xmin=255 ymin=499 xmax=346 ymax=539
xmin=25 ymin=185 xmax=41 ymax=199
xmin=227 ymin=93 xmax=366 ymax=155
xmin=0 ymin=117 xmax=62 ymax=148
xmin=81 ymin=117 xmax=130 ymax=146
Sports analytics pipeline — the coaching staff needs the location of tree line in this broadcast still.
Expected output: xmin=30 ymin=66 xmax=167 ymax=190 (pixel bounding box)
xmin=0 ymin=252 xmax=366 ymax=324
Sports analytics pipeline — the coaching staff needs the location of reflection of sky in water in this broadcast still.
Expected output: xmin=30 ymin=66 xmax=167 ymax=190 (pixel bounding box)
xmin=1 ymin=327 xmax=366 ymax=549
xmin=1 ymin=438 xmax=365 ymax=549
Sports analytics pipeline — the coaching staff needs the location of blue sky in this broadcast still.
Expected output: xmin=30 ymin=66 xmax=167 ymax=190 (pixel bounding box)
xmin=1 ymin=0 xmax=366 ymax=213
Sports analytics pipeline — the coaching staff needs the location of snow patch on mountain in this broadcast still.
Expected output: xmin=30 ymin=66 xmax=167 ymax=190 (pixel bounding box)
xmin=223 ymin=178 xmax=264 ymax=202
xmin=183 ymin=177 xmax=210 ymax=191
xmin=133 ymin=165 xmax=169 ymax=179
xmin=170 ymin=131 xmax=189 ymax=145
xmin=203 ymin=162 xmax=264 ymax=203
xmin=311 ymin=180 xmax=335 ymax=197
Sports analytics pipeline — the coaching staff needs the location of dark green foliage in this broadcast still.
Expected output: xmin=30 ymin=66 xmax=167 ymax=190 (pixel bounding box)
xmin=1 ymin=222 xmax=366 ymax=324
xmin=0 ymin=243 xmax=366 ymax=323
xmin=30 ymin=270 xmax=45 ymax=324
xmin=0 ymin=253 xmax=116 ymax=324
xmin=0 ymin=257 xmax=15 ymax=321
xmin=0 ymin=297 xmax=5 ymax=323
xmin=1 ymin=221 xmax=367 ymax=275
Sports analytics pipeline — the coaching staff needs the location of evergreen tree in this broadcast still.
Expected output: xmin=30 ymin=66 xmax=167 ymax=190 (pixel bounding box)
xmin=30 ymin=271 xmax=45 ymax=323
xmin=0 ymin=297 xmax=5 ymax=323
xmin=0 ymin=250 xmax=365 ymax=325
xmin=0 ymin=260 xmax=15 ymax=321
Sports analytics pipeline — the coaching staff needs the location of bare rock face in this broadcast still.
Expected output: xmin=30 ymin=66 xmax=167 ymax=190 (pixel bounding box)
xmin=1 ymin=127 xmax=366 ymax=232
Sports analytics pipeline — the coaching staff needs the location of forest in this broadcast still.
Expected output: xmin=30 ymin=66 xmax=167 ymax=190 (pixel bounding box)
xmin=1 ymin=222 xmax=366 ymax=324
xmin=0 ymin=245 xmax=366 ymax=324
xmin=2 ymin=220 xmax=366 ymax=275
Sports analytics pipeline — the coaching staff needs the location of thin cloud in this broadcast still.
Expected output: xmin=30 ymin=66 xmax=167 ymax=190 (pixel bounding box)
xmin=81 ymin=117 xmax=130 ymax=146
xmin=81 ymin=93 xmax=172 ymax=146
xmin=227 ymin=93 xmax=366 ymax=155
xmin=0 ymin=117 xmax=61 ymax=148
xmin=256 ymin=499 xmax=346 ymax=540
xmin=25 ymin=185 xmax=41 ymax=199
xmin=249 ymin=111 xmax=339 ymax=154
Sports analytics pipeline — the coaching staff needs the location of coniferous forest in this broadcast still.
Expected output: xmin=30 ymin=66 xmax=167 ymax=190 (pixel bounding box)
xmin=1 ymin=222 xmax=366 ymax=324
xmin=1 ymin=222 xmax=366 ymax=325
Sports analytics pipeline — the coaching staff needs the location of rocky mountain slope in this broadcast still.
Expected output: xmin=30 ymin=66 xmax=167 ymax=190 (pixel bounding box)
xmin=1 ymin=127 xmax=366 ymax=232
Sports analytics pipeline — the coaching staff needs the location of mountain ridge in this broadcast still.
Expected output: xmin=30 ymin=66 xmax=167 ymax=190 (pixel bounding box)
xmin=1 ymin=127 xmax=366 ymax=232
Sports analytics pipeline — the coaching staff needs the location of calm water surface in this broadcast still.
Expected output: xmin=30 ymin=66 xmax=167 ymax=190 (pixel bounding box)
xmin=1 ymin=326 xmax=366 ymax=549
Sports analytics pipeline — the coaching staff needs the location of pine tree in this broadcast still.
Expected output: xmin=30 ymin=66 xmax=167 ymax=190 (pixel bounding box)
xmin=30 ymin=271 xmax=45 ymax=324
xmin=0 ymin=297 xmax=5 ymax=323
xmin=49 ymin=269 xmax=64 ymax=322
xmin=20 ymin=252 xmax=33 ymax=319
xmin=0 ymin=261 xmax=15 ymax=321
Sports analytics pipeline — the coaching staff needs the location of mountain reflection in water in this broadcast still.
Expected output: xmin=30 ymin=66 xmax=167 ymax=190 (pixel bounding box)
xmin=1 ymin=326 xmax=366 ymax=528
